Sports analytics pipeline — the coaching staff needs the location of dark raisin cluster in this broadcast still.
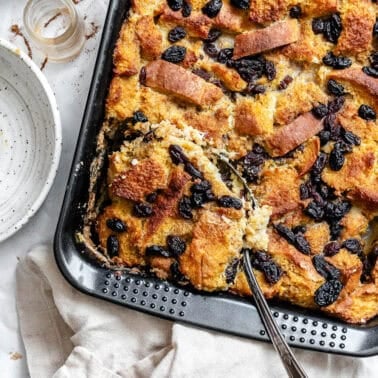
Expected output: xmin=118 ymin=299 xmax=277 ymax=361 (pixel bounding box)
xmin=204 ymin=29 xmax=222 ymax=43
xmin=274 ymin=224 xmax=311 ymax=255
xmin=300 ymin=152 xmax=353 ymax=239
xmin=322 ymin=52 xmax=352 ymax=69
xmin=312 ymin=254 xmax=341 ymax=281
xmin=167 ymin=0 xmax=191 ymax=17
xmin=327 ymin=79 xmax=345 ymax=96
xmin=312 ymin=13 xmax=343 ymax=44
xmin=105 ymin=218 xmax=128 ymax=258
xmin=203 ymin=44 xmax=276 ymax=95
xmin=146 ymin=235 xmax=187 ymax=258
xmin=244 ymin=249 xmax=283 ymax=284
xmin=169 ymin=144 xmax=203 ymax=179
xmin=238 ymin=146 xmax=267 ymax=183
xmin=225 ymin=258 xmax=240 ymax=284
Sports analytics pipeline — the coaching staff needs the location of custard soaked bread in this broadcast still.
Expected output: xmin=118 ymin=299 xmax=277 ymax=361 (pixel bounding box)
xmin=95 ymin=0 xmax=378 ymax=323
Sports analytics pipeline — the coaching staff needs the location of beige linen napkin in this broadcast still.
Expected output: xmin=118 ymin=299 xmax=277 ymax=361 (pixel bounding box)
xmin=16 ymin=245 xmax=377 ymax=378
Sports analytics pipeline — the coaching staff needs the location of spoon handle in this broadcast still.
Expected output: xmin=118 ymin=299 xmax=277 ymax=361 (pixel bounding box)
xmin=243 ymin=250 xmax=308 ymax=378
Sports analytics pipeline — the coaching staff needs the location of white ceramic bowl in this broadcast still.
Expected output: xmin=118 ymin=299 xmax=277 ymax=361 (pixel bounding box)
xmin=0 ymin=38 xmax=61 ymax=242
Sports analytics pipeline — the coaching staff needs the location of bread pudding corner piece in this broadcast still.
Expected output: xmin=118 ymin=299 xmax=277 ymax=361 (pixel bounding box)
xmin=97 ymin=121 xmax=249 ymax=291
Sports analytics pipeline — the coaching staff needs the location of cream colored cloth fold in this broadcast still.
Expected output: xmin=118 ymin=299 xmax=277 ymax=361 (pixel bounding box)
xmin=16 ymin=245 xmax=377 ymax=377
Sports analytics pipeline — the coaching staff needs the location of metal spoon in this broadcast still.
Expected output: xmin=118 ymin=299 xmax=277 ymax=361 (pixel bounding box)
xmin=243 ymin=250 xmax=308 ymax=378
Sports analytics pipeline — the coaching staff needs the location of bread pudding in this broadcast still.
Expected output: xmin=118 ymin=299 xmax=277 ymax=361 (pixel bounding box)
xmin=87 ymin=0 xmax=378 ymax=323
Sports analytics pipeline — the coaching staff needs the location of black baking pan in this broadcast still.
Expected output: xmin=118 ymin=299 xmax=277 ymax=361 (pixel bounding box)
xmin=54 ymin=0 xmax=378 ymax=357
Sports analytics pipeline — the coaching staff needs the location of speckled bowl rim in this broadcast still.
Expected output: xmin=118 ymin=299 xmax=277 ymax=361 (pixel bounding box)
xmin=0 ymin=38 xmax=62 ymax=243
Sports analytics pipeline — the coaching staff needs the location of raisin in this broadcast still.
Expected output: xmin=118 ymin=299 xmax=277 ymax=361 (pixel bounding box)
xmin=319 ymin=130 xmax=331 ymax=146
xmin=205 ymin=29 xmax=222 ymax=42
xmin=239 ymin=151 xmax=265 ymax=183
xmin=170 ymin=261 xmax=187 ymax=282
xmin=182 ymin=1 xmax=192 ymax=17
xmin=289 ymin=5 xmax=302 ymax=18
xmin=203 ymin=43 xmax=219 ymax=58
xmin=178 ymin=196 xmax=193 ymax=219
xmin=278 ymin=75 xmax=293 ymax=90
xmin=374 ymin=21 xmax=378 ymax=36
xmin=168 ymin=26 xmax=187 ymax=42
xmin=190 ymin=192 xmax=210 ymax=208
xmin=146 ymin=245 xmax=171 ymax=258
xmin=184 ymin=162 xmax=204 ymax=179
xmin=139 ymin=67 xmax=146 ymax=85
xmin=329 ymin=220 xmax=343 ymax=240
xmin=361 ymin=246 xmax=378 ymax=282
xmin=312 ymin=18 xmax=325 ymax=34
xmin=300 ymin=183 xmax=311 ymax=200
xmin=249 ymin=250 xmax=283 ymax=284
xmin=324 ymin=241 xmax=341 ymax=257
xmin=313 ymin=14 xmax=342 ymax=43
xmin=202 ymin=0 xmax=223 ymax=18
xmin=322 ymin=52 xmax=352 ymax=69
xmin=106 ymin=218 xmax=127 ymax=233
xmin=217 ymin=195 xmax=243 ymax=209
xmin=327 ymin=96 xmax=345 ymax=114
xmin=167 ymin=235 xmax=187 ymax=256
xmin=295 ymin=234 xmax=312 ymax=255
xmin=313 ymin=255 xmax=341 ymax=280
xmin=311 ymin=152 xmax=328 ymax=178
xmin=107 ymin=235 xmax=119 ymax=258
xmin=274 ymin=224 xmax=296 ymax=245
xmin=133 ymin=202 xmax=154 ymax=217
xmin=192 ymin=68 xmax=212 ymax=81
xmin=358 ymin=104 xmax=376 ymax=120
xmin=324 ymin=14 xmax=342 ymax=44
xmin=217 ymin=48 xmax=234 ymax=64
xmin=225 ymin=258 xmax=240 ymax=284
xmin=329 ymin=146 xmax=345 ymax=171
xmin=191 ymin=180 xmax=211 ymax=193
xmin=167 ymin=0 xmax=183 ymax=11
xmin=146 ymin=192 xmax=158 ymax=203
xmin=312 ymin=103 xmax=328 ymax=119
xmin=169 ymin=144 xmax=189 ymax=165
xmin=314 ymin=279 xmax=343 ymax=307
xmin=247 ymin=83 xmax=266 ymax=95
xmin=230 ymin=0 xmax=250 ymax=9
xmin=342 ymin=130 xmax=361 ymax=146
xmin=305 ymin=201 xmax=325 ymax=221
xmin=324 ymin=114 xmax=341 ymax=141
xmin=369 ymin=51 xmax=378 ymax=69
xmin=264 ymin=60 xmax=276 ymax=81
xmin=162 ymin=45 xmax=186 ymax=63
xmin=293 ymin=225 xmax=306 ymax=234
xmin=342 ymin=238 xmax=362 ymax=254
xmin=326 ymin=200 xmax=351 ymax=219
xmin=132 ymin=111 xmax=148 ymax=124
xmin=327 ymin=79 xmax=345 ymax=96
xmin=362 ymin=66 xmax=378 ymax=78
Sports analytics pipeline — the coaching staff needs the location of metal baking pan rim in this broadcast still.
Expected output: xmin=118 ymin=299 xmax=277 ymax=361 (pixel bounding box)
xmin=54 ymin=0 xmax=378 ymax=357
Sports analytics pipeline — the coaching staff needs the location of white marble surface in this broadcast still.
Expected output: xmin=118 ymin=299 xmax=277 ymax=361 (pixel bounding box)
xmin=0 ymin=1 xmax=108 ymax=376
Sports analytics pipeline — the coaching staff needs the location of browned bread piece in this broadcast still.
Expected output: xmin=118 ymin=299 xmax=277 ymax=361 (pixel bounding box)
xmin=233 ymin=19 xmax=300 ymax=59
xmin=143 ymin=60 xmax=223 ymax=106
xmin=266 ymin=113 xmax=324 ymax=157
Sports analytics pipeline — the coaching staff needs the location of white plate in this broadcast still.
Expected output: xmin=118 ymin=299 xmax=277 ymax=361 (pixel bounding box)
xmin=0 ymin=39 xmax=61 ymax=242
